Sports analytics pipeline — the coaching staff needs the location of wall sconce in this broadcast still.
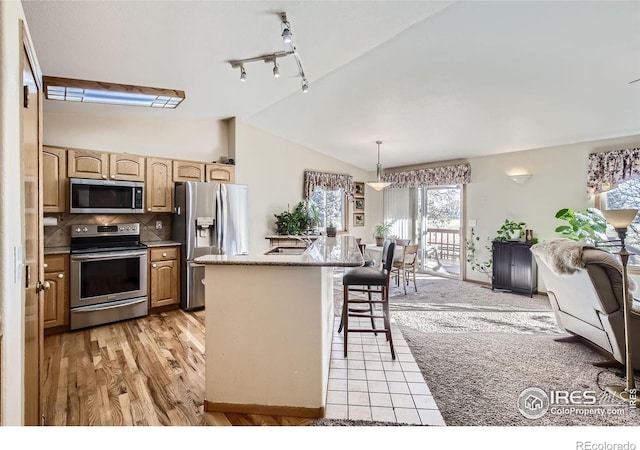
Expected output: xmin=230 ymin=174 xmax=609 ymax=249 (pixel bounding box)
xmin=509 ymin=174 xmax=532 ymax=185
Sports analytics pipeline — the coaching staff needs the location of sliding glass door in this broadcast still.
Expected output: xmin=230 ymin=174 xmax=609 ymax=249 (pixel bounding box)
xmin=384 ymin=185 xmax=462 ymax=279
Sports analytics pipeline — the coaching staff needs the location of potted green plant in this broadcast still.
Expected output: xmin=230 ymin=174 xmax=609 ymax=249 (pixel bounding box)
xmin=554 ymin=207 xmax=607 ymax=245
xmin=326 ymin=220 xmax=337 ymax=237
xmin=374 ymin=221 xmax=391 ymax=246
xmin=274 ymin=202 xmax=309 ymax=236
xmin=494 ymin=219 xmax=526 ymax=241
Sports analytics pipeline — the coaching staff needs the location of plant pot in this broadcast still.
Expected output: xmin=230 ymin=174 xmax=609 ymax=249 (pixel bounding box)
xmin=510 ymin=230 xmax=521 ymax=241
xmin=326 ymin=226 xmax=337 ymax=237
xmin=375 ymin=236 xmax=384 ymax=246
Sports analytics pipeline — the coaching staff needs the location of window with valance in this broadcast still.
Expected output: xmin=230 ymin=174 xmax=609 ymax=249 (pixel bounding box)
xmin=587 ymin=147 xmax=640 ymax=194
xmin=380 ymin=163 xmax=471 ymax=189
xmin=303 ymin=170 xmax=355 ymax=201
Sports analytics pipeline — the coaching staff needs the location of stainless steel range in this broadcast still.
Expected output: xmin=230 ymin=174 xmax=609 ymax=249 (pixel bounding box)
xmin=69 ymin=223 xmax=148 ymax=330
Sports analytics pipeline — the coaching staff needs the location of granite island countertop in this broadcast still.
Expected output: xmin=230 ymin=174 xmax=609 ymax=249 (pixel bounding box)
xmin=194 ymin=235 xmax=364 ymax=267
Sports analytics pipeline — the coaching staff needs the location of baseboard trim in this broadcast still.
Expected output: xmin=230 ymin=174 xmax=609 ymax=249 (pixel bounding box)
xmin=204 ymin=400 xmax=324 ymax=418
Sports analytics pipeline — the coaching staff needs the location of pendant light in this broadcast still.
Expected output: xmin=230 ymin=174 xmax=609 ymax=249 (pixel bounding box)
xmin=366 ymin=140 xmax=392 ymax=191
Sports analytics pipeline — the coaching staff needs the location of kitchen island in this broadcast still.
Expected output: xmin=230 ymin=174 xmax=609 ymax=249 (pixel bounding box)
xmin=194 ymin=235 xmax=364 ymax=418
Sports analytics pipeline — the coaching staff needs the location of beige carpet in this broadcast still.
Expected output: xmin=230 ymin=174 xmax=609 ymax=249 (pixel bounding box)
xmin=333 ymin=271 xmax=640 ymax=426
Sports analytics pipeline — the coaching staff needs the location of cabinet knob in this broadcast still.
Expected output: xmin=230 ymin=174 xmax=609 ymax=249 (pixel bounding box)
xmin=147 ymin=208 xmax=152 ymax=212
xmin=152 ymin=263 xmax=157 ymax=268
xmin=111 ymin=175 xmax=116 ymax=179
xmin=57 ymin=273 xmax=64 ymax=279
xmin=43 ymin=263 xmax=48 ymax=268
xmin=162 ymin=252 xmax=167 ymax=257
xmin=102 ymin=175 xmax=107 ymax=179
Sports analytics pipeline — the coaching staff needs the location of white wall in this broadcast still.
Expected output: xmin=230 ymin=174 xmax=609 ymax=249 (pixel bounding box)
xmin=43 ymin=111 xmax=229 ymax=162
xmin=235 ymin=122 xmax=381 ymax=254
xmin=0 ymin=0 xmax=29 ymax=425
xmin=465 ymin=134 xmax=640 ymax=288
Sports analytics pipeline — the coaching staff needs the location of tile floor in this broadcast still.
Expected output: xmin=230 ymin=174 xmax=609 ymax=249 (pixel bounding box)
xmin=325 ymin=316 xmax=446 ymax=426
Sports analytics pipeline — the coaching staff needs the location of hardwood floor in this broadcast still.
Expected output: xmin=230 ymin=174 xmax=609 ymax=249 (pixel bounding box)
xmin=41 ymin=310 xmax=314 ymax=426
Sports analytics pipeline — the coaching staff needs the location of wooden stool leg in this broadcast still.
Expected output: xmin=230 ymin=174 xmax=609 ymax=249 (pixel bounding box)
xmin=368 ymin=285 xmax=377 ymax=335
xmin=383 ymin=287 xmax=396 ymax=360
xmin=343 ymin=285 xmax=349 ymax=357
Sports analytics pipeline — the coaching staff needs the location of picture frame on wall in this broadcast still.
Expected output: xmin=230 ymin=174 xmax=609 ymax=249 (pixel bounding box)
xmin=354 ymin=198 xmax=365 ymax=212
xmin=354 ymin=182 xmax=365 ymax=197
xmin=354 ymin=213 xmax=365 ymax=227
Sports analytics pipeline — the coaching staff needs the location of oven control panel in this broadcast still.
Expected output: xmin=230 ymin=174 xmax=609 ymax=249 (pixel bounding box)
xmin=71 ymin=223 xmax=140 ymax=237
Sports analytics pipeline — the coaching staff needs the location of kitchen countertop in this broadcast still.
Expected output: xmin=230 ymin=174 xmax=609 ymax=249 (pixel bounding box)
xmin=44 ymin=241 xmax=181 ymax=254
xmin=143 ymin=240 xmax=182 ymax=248
xmin=44 ymin=246 xmax=70 ymax=255
xmin=195 ymin=235 xmax=364 ymax=267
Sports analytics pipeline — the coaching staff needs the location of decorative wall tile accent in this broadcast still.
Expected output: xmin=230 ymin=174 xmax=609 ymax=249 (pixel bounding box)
xmin=43 ymin=213 xmax=173 ymax=247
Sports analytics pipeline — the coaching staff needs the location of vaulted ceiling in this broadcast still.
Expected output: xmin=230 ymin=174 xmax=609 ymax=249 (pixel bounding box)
xmin=22 ymin=0 xmax=640 ymax=170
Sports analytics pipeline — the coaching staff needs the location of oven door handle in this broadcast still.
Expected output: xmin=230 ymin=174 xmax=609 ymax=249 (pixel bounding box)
xmin=72 ymin=297 xmax=147 ymax=313
xmin=71 ymin=250 xmax=147 ymax=261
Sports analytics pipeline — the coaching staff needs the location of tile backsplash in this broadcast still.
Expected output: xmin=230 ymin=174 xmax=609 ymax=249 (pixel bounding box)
xmin=44 ymin=212 xmax=173 ymax=247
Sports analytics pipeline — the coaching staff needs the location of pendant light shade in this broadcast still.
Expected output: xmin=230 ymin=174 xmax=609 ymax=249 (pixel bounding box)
xmin=366 ymin=140 xmax=392 ymax=191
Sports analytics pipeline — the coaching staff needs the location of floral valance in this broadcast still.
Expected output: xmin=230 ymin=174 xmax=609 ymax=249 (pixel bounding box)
xmin=587 ymin=148 xmax=640 ymax=194
xmin=380 ymin=163 xmax=471 ymax=189
xmin=304 ymin=170 xmax=354 ymax=201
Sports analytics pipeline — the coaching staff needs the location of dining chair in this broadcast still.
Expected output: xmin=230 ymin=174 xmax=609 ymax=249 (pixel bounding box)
xmin=392 ymin=244 xmax=419 ymax=294
xmin=341 ymin=242 xmax=396 ymax=359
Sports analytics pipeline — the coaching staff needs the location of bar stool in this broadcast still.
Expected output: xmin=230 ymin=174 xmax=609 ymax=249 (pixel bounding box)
xmin=341 ymin=242 xmax=396 ymax=360
xmin=338 ymin=239 xmax=391 ymax=334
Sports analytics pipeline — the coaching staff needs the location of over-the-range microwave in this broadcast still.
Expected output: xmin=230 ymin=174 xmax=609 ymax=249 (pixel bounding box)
xmin=69 ymin=178 xmax=144 ymax=214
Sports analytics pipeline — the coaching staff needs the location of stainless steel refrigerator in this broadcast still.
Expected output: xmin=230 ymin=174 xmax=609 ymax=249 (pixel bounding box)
xmin=173 ymin=181 xmax=249 ymax=311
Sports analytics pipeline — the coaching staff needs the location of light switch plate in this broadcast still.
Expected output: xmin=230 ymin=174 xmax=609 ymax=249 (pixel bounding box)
xmin=156 ymin=220 xmax=163 ymax=230
xmin=469 ymin=219 xmax=477 ymax=227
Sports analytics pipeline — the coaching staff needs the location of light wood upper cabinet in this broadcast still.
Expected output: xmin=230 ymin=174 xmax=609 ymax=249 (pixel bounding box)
xmin=68 ymin=150 xmax=145 ymax=181
xmin=205 ymin=163 xmax=235 ymax=184
xmin=43 ymin=254 xmax=69 ymax=330
xmin=67 ymin=149 xmax=109 ymax=180
xmin=42 ymin=146 xmax=67 ymax=213
xmin=145 ymin=158 xmax=173 ymax=213
xmin=109 ymin=154 xmax=145 ymax=182
xmin=173 ymin=160 xmax=205 ymax=182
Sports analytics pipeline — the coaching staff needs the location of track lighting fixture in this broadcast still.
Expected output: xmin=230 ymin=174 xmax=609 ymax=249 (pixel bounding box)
xmin=281 ymin=14 xmax=293 ymax=44
xmin=228 ymin=12 xmax=308 ymax=93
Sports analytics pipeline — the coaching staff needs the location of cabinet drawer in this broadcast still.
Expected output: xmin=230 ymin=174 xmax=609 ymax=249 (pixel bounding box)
xmin=44 ymin=254 xmax=66 ymax=272
xmin=149 ymin=247 xmax=179 ymax=262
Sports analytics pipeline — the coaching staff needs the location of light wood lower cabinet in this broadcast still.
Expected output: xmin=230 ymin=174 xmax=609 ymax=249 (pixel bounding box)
xmin=43 ymin=254 xmax=69 ymax=332
xmin=149 ymin=246 xmax=180 ymax=310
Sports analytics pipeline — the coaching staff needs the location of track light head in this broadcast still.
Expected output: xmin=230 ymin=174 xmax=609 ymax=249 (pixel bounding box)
xmin=240 ymin=66 xmax=247 ymax=82
xmin=281 ymin=27 xmax=292 ymax=44
xmin=301 ymin=79 xmax=309 ymax=93
xmin=273 ymin=60 xmax=280 ymax=78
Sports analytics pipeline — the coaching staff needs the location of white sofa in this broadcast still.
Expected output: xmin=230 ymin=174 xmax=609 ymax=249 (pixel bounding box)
xmin=531 ymin=239 xmax=640 ymax=367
